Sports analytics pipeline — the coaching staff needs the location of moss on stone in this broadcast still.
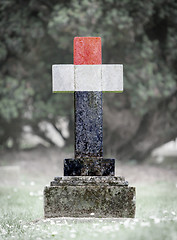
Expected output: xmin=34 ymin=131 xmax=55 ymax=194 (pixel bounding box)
xmin=44 ymin=177 xmax=136 ymax=218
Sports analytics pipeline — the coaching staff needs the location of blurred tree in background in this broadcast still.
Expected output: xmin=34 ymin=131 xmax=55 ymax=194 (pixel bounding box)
xmin=0 ymin=0 xmax=176 ymax=161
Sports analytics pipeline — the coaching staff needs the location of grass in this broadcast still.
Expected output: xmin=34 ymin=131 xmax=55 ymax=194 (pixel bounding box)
xmin=0 ymin=178 xmax=177 ymax=240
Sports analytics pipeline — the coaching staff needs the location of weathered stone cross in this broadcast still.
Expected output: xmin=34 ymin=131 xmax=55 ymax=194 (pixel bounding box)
xmin=44 ymin=37 xmax=135 ymax=218
xmin=52 ymin=37 xmax=123 ymax=176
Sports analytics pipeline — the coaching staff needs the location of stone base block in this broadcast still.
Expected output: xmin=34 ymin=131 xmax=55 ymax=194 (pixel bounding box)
xmin=44 ymin=176 xmax=136 ymax=218
xmin=64 ymin=158 xmax=115 ymax=176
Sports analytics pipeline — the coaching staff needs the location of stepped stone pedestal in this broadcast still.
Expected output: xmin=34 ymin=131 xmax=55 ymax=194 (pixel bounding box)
xmin=44 ymin=176 xmax=135 ymax=218
xmin=44 ymin=37 xmax=136 ymax=218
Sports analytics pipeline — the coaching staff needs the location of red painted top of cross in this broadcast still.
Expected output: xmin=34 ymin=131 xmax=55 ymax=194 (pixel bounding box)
xmin=52 ymin=37 xmax=123 ymax=92
xmin=74 ymin=37 xmax=102 ymax=65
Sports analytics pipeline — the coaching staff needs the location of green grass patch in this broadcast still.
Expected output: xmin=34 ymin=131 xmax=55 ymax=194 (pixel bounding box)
xmin=0 ymin=181 xmax=177 ymax=239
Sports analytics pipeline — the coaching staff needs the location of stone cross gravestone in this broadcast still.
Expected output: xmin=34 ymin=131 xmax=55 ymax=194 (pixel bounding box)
xmin=44 ymin=37 xmax=136 ymax=218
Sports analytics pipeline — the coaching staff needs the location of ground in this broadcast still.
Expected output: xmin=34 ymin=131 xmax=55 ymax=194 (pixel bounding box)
xmin=0 ymin=147 xmax=177 ymax=240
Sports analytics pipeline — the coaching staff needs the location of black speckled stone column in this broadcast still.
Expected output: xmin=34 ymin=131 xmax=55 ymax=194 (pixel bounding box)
xmin=75 ymin=91 xmax=103 ymax=158
xmin=64 ymin=91 xmax=115 ymax=176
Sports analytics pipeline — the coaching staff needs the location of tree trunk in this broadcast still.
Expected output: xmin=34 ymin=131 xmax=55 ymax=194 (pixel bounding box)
xmin=103 ymin=90 xmax=177 ymax=161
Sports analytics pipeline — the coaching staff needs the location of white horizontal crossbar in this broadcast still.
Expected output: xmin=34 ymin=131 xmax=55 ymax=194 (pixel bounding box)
xmin=52 ymin=64 xmax=123 ymax=92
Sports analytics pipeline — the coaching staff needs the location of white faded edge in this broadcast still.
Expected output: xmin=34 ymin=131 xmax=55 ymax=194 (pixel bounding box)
xmin=102 ymin=64 xmax=123 ymax=92
xmin=52 ymin=64 xmax=74 ymax=92
xmin=52 ymin=64 xmax=123 ymax=92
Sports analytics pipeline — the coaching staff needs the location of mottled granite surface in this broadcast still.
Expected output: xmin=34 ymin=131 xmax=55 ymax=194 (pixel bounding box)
xmin=51 ymin=176 xmax=128 ymax=186
xmin=44 ymin=177 xmax=136 ymax=218
xmin=64 ymin=158 xmax=115 ymax=176
xmin=74 ymin=91 xmax=103 ymax=158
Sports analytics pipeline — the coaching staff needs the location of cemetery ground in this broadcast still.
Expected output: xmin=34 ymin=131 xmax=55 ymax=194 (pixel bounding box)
xmin=0 ymin=147 xmax=177 ymax=240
